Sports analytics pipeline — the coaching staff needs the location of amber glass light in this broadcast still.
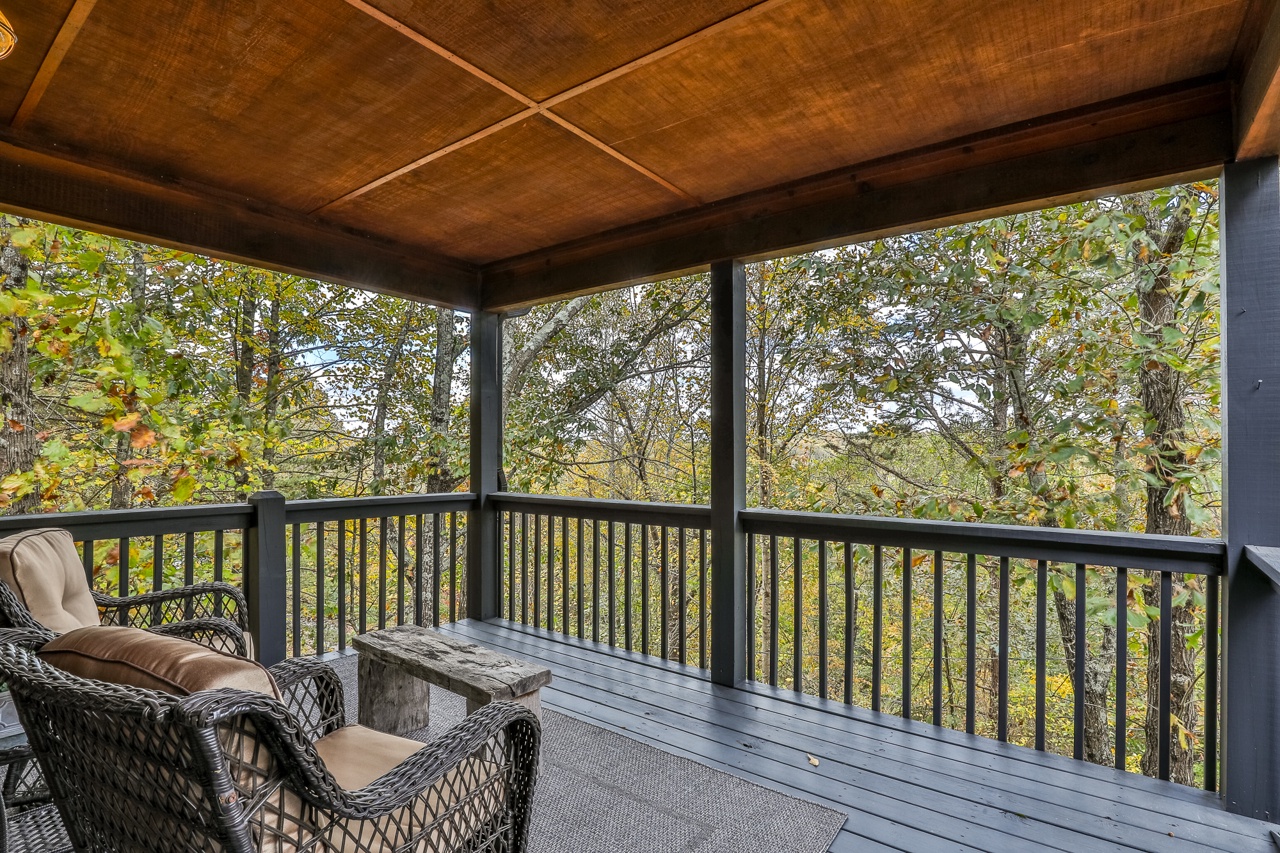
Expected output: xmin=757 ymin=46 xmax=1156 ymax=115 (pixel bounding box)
xmin=0 ymin=10 xmax=15 ymax=60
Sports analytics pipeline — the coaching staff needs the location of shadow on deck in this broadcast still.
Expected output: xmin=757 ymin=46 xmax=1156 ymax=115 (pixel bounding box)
xmin=424 ymin=619 xmax=1276 ymax=853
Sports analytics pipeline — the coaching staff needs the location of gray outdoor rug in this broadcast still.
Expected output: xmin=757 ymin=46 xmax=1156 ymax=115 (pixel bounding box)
xmin=328 ymin=655 xmax=845 ymax=853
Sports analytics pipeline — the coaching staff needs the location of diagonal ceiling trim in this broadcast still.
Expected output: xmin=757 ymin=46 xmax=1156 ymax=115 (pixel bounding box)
xmin=318 ymin=0 xmax=800 ymax=212
xmin=10 ymin=0 xmax=99 ymax=128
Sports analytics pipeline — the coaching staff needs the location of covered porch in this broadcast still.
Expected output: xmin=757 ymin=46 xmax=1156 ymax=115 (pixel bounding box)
xmin=3 ymin=0 xmax=1280 ymax=850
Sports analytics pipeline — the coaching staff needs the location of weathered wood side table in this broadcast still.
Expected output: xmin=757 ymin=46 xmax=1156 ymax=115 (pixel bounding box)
xmin=351 ymin=625 xmax=552 ymax=735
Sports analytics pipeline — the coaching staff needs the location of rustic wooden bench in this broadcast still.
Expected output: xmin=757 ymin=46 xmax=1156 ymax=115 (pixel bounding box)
xmin=350 ymin=624 xmax=552 ymax=735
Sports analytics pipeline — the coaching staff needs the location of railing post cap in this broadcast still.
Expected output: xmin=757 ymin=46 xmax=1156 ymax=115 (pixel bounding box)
xmin=248 ymin=491 xmax=286 ymax=503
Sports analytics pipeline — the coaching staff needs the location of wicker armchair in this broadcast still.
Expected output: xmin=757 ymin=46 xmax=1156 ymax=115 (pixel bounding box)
xmin=0 ymin=630 xmax=541 ymax=853
xmin=0 ymin=528 xmax=248 ymax=657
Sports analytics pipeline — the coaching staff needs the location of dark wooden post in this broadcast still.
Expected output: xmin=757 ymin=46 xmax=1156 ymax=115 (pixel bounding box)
xmin=1221 ymin=157 xmax=1280 ymax=819
xmin=245 ymin=490 xmax=287 ymax=665
xmin=710 ymin=260 xmax=747 ymax=686
xmin=468 ymin=310 xmax=503 ymax=621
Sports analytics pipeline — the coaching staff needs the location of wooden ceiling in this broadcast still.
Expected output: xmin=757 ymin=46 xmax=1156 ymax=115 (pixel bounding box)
xmin=0 ymin=0 xmax=1276 ymax=310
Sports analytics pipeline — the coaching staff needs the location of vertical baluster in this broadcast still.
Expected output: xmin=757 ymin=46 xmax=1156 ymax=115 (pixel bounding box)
xmin=608 ymin=521 xmax=617 ymax=647
xmin=1206 ymin=572 xmax=1219 ymax=792
xmin=376 ymin=517 xmax=388 ymax=629
xmin=183 ymin=531 xmax=196 ymax=620
xmin=965 ymin=552 xmax=976 ymax=734
xmin=769 ymin=535 xmax=780 ymax=688
xmin=661 ymin=526 xmax=670 ymax=660
xmin=291 ymin=524 xmax=302 ymax=657
xmin=872 ymin=544 xmax=883 ymax=713
xmin=213 ymin=530 xmax=224 ymax=584
xmin=1114 ymin=567 xmax=1127 ymax=769
xmin=902 ymin=548 xmax=913 ymax=719
xmin=932 ymin=550 xmax=943 ymax=727
xmin=547 ymin=515 xmax=556 ymax=632
xmin=818 ymin=539 xmax=829 ymax=699
xmin=521 ymin=513 xmax=530 ymax=626
xmin=119 ymin=536 xmax=129 ymax=598
xmin=844 ymin=543 xmax=855 ymax=706
xmin=431 ymin=514 xmax=441 ymax=628
xmin=184 ymin=531 xmax=195 ymax=586
xmin=641 ymin=525 xmax=651 ymax=655
xmin=678 ymin=527 xmax=688 ymax=665
xmin=998 ymin=556 xmax=1010 ymax=741
xmin=745 ymin=532 xmax=755 ymax=678
xmin=1035 ymin=560 xmax=1048 ymax=751
xmin=152 ymin=534 xmax=164 ymax=593
xmin=936 ymin=550 xmax=947 ymax=722
xmin=1158 ymin=571 xmax=1173 ymax=781
xmin=533 ymin=515 xmax=542 ymax=628
xmin=396 ymin=516 xmax=406 ymax=625
xmin=624 ymin=523 xmax=634 ymax=652
xmin=592 ymin=519 xmax=601 ymax=643
xmin=316 ymin=522 xmax=326 ymax=654
xmin=793 ymin=537 xmax=803 ymax=692
xmin=338 ymin=521 xmax=348 ymax=651
xmin=1073 ymin=562 xmax=1086 ymax=760
xmin=565 ymin=512 xmax=576 ymax=630
xmin=413 ymin=515 xmax=423 ymax=627
xmin=449 ymin=511 xmax=459 ymax=624
xmin=152 ymin=535 xmax=164 ymax=626
xmin=507 ymin=512 xmax=516 ymax=622
xmin=82 ymin=538 xmax=95 ymax=585
xmin=576 ymin=517 xmax=585 ymax=639
xmin=360 ymin=518 xmax=369 ymax=634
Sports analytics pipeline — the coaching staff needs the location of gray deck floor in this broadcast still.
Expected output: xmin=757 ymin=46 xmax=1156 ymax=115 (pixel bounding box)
xmin=432 ymin=618 xmax=1278 ymax=853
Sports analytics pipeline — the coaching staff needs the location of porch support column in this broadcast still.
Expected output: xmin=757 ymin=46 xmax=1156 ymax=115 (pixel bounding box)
xmin=467 ymin=310 xmax=503 ymax=621
xmin=1221 ymin=157 xmax=1280 ymax=819
xmin=710 ymin=260 xmax=747 ymax=686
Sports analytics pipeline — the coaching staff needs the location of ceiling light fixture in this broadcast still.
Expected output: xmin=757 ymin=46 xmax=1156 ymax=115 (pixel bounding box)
xmin=0 ymin=10 xmax=15 ymax=60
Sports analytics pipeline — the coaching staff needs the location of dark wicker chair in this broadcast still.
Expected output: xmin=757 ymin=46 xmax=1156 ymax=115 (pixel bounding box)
xmin=0 ymin=634 xmax=541 ymax=853
xmin=0 ymin=528 xmax=248 ymax=657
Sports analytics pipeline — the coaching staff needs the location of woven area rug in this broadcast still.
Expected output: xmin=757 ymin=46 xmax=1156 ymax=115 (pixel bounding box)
xmin=329 ymin=655 xmax=845 ymax=853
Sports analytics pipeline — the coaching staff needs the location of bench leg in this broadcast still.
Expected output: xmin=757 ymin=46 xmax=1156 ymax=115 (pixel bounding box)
xmin=466 ymin=689 xmax=541 ymax=721
xmin=358 ymin=654 xmax=431 ymax=735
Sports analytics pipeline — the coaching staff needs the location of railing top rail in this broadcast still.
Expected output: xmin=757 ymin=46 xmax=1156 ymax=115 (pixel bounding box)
xmin=494 ymin=492 xmax=711 ymax=527
xmin=741 ymin=508 xmax=1225 ymax=575
xmin=283 ymin=492 xmax=476 ymax=524
xmin=0 ymin=503 xmax=255 ymax=541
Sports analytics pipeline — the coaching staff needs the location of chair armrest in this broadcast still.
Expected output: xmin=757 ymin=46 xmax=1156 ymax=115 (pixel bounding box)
xmin=268 ymin=657 xmax=346 ymax=740
xmin=147 ymin=618 xmax=248 ymax=658
xmin=94 ymin=582 xmax=248 ymax=631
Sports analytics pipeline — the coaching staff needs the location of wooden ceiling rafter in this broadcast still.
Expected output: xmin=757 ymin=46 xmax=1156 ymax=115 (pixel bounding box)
xmin=320 ymin=0 xmax=799 ymax=213
xmin=9 ymin=0 xmax=98 ymax=128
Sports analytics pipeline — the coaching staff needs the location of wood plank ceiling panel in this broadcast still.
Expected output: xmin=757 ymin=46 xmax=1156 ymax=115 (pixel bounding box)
xmin=18 ymin=0 xmax=525 ymax=212
xmin=322 ymin=115 xmax=690 ymax=263
xmin=0 ymin=0 xmax=77 ymax=121
xmin=554 ymin=0 xmax=1249 ymax=203
xmin=357 ymin=0 xmax=762 ymax=101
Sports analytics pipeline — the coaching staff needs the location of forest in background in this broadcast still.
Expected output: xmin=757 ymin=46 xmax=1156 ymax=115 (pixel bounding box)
xmin=0 ymin=181 xmax=1221 ymax=782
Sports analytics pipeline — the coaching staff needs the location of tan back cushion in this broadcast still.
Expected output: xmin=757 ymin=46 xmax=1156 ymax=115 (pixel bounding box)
xmin=39 ymin=625 xmax=280 ymax=699
xmin=0 ymin=528 xmax=98 ymax=633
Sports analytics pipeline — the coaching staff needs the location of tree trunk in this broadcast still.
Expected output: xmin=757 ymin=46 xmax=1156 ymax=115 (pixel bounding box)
xmin=232 ymin=278 xmax=258 ymax=498
xmin=1135 ymin=207 xmax=1198 ymax=784
xmin=425 ymin=308 xmax=459 ymax=494
xmin=0 ymin=242 xmax=38 ymax=514
xmin=261 ymin=292 xmax=283 ymax=489
xmin=369 ymin=307 xmax=416 ymax=494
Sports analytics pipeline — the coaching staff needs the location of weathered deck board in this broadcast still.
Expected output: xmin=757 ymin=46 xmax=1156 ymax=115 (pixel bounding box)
xmin=438 ymin=619 xmax=1278 ymax=853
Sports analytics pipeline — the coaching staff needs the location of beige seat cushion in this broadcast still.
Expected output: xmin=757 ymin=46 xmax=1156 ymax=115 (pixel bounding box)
xmin=261 ymin=725 xmax=504 ymax=853
xmin=39 ymin=625 xmax=280 ymax=699
xmin=0 ymin=528 xmax=98 ymax=633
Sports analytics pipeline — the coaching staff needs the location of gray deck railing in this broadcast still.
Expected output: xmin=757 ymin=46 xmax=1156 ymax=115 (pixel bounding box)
xmin=0 ymin=490 xmax=1225 ymax=790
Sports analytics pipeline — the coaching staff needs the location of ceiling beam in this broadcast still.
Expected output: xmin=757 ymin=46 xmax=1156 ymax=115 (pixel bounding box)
xmin=10 ymin=0 xmax=99 ymax=128
xmin=1236 ymin=0 xmax=1280 ymax=158
xmin=0 ymin=132 xmax=480 ymax=310
xmin=481 ymin=82 xmax=1232 ymax=311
